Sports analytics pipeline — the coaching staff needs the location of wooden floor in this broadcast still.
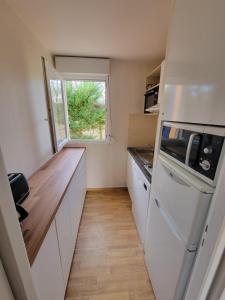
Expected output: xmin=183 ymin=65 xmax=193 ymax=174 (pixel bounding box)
xmin=65 ymin=189 xmax=155 ymax=300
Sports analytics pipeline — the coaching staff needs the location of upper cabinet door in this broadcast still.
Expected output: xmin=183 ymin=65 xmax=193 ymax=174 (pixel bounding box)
xmin=162 ymin=0 xmax=225 ymax=126
xmin=42 ymin=58 xmax=69 ymax=152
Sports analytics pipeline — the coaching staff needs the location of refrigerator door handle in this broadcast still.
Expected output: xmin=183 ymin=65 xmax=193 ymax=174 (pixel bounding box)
xmin=185 ymin=133 xmax=200 ymax=166
xmin=154 ymin=198 xmax=183 ymax=243
xmin=161 ymin=164 xmax=190 ymax=187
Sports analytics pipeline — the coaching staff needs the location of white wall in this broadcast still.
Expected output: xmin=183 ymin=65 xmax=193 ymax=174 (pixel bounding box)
xmin=0 ymin=0 xmax=158 ymax=187
xmin=0 ymin=0 xmax=53 ymax=177
xmin=0 ymin=147 xmax=37 ymax=300
xmin=68 ymin=60 xmax=154 ymax=188
xmin=128 ymin=114 xmax=158 ymax=148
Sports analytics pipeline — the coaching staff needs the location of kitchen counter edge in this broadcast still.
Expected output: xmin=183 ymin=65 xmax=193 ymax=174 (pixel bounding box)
xmin=127 ymin=147 xmax=152 ymax=183
xmin=21 ymin=147 xmax=86 ymax=266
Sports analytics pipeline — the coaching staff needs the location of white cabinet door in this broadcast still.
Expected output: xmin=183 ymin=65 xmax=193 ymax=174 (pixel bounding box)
xmin=162 ymin=0 xmax=225 ymax=126
xmin=132 ymin=165 xmax=150 ymax=247
xmin=55 ymin=153 xmax=86 ymax=287
xmin=154 ymin=156 xmax=211 ymax=248
xmin=127 ymin=153 xmax=134 ymax=200
xmin=31 ymin=222 xmax=64 ymax=300
xmin=55 ymin=194 xmax=74 ymax=287
xmin=145 ymin=196 xmax=195 ymax=300
xmin=68 ymin=154 xmax=86 ymax=247
xmin=127 ymin=152 xmax=151 ymax=247
xmin=127 ymin=153 xmax=137 ymax=202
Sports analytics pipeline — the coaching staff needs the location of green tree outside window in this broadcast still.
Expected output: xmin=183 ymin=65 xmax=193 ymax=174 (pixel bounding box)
xmin=66 ymin=80 xmax=106 ymax=140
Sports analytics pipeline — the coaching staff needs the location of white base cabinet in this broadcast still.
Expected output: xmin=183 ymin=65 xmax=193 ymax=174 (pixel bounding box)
xmin=31 ymin=222 xmax=65 ymax=300
xmin=127 ymin=152 xmax=136 ymax=202
xmin=55 ymin=193 xmax=74 ymax=287
xmin=68 ymin=154 xmax=86 ymax=247
xmin=31 ymin=153 xmax=86 ymax=300
xmin=127 ymin=152 xmax=151 ymax=247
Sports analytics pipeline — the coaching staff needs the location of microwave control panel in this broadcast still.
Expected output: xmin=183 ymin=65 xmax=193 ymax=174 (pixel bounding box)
xmin=196 ymin=134 xmax=224 ymax=179
xmin=161 ymin=125 xmax=225 ymax=181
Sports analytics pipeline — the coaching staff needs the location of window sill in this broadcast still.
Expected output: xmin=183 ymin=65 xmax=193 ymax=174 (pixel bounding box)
xmin=66 ymin=138 xmax=112 ymax=146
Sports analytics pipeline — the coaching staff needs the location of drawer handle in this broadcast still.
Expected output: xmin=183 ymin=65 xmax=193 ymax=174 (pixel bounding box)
xmin=143 ymin=183 xmax=147 ymax=191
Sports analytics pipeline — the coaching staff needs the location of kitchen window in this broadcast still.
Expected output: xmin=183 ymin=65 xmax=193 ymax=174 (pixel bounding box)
xmin=42 ymin=57 xmax=69 ymax=153
xmin=65 ymin=77 xmax=109 ymax=142
xmin=44 ymin=57 xmax=111 ymax=151
xmin=49 ymin=79 xmax=67 ymax=144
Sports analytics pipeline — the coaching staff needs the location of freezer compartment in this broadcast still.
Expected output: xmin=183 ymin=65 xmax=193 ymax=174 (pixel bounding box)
xmin=145 ymin=196 xmax=196 ymax=300
xmin=154 ymin=155 xmax=212 ymax=249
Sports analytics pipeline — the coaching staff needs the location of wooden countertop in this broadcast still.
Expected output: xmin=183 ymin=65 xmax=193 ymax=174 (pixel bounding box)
xmin=21 ymin=147 xmax=85 ymax=266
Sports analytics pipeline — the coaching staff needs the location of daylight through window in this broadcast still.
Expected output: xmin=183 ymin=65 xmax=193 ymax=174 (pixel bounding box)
xmin=66 ymin=80 xmax=107 ymax=141
xmin=49 ymin=79 xmax=67 ymax=145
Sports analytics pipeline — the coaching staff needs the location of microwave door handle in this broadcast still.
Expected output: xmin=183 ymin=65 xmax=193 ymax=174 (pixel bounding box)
xmin=185 ymin=133 xmax=199 ymax=166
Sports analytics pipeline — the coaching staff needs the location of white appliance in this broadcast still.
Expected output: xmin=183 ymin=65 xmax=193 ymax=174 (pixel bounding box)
xmin=160 ymin=122 xmax=225 ymax=187
xmin=145 ymin=154 xmax=213 ymax=300
xmin=144 ymin=84 xmax=159 ymax=114
xmin=149 ymin=1 xmax=225 ymax=298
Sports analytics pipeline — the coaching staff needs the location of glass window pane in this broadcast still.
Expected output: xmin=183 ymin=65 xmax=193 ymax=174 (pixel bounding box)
xmin=49 ymin=79 xmax=67 ymax=145
xmin=66 ymin=80 xmax=107 ymax=140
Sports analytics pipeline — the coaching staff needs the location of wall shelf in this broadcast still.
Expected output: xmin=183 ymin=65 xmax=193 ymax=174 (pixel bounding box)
xmin=146 ymin=64 xmax=161 ymax=90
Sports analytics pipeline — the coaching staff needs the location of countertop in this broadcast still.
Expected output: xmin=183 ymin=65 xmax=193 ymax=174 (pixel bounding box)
xmin=21 ymin=147 xmax=85 ymax=266
xmin=127 ymin=147 xmax=152 ymax=183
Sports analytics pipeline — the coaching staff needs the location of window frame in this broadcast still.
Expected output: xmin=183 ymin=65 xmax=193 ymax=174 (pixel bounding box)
xmin=64 ymin=74 xmax=111 ymax=144
xmin=43 ymin=58 xmax=69 ymax=152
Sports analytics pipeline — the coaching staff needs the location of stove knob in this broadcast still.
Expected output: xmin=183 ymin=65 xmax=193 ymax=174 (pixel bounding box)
xmin=203 ymin=147 xmax=213 ymax=154
xmin=199 ymin=160 xmax=211 ymax=171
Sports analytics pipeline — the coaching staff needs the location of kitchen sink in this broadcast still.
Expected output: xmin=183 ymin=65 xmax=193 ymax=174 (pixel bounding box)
xmin=134 ymin=148 xmax=154 ymax=165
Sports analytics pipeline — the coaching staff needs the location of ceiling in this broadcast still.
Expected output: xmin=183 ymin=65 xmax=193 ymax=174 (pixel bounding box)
xmin=7 ymin=0 xmax=173 ymax=62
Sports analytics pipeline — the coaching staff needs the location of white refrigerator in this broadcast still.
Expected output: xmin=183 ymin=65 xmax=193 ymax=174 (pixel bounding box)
xmin=145 ymin=155 xmax=213 ymax=300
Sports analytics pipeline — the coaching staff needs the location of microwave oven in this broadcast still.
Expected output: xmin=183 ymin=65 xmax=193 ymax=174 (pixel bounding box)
xmin=144 ymin=85 xmax=159 ymax=113
xmin=160 ymin=122 xmax=225 ymax=186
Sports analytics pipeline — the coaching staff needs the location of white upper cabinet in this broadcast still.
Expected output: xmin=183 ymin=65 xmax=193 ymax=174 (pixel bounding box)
xmin=163 ymin=0 xmax=225 ymax=126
